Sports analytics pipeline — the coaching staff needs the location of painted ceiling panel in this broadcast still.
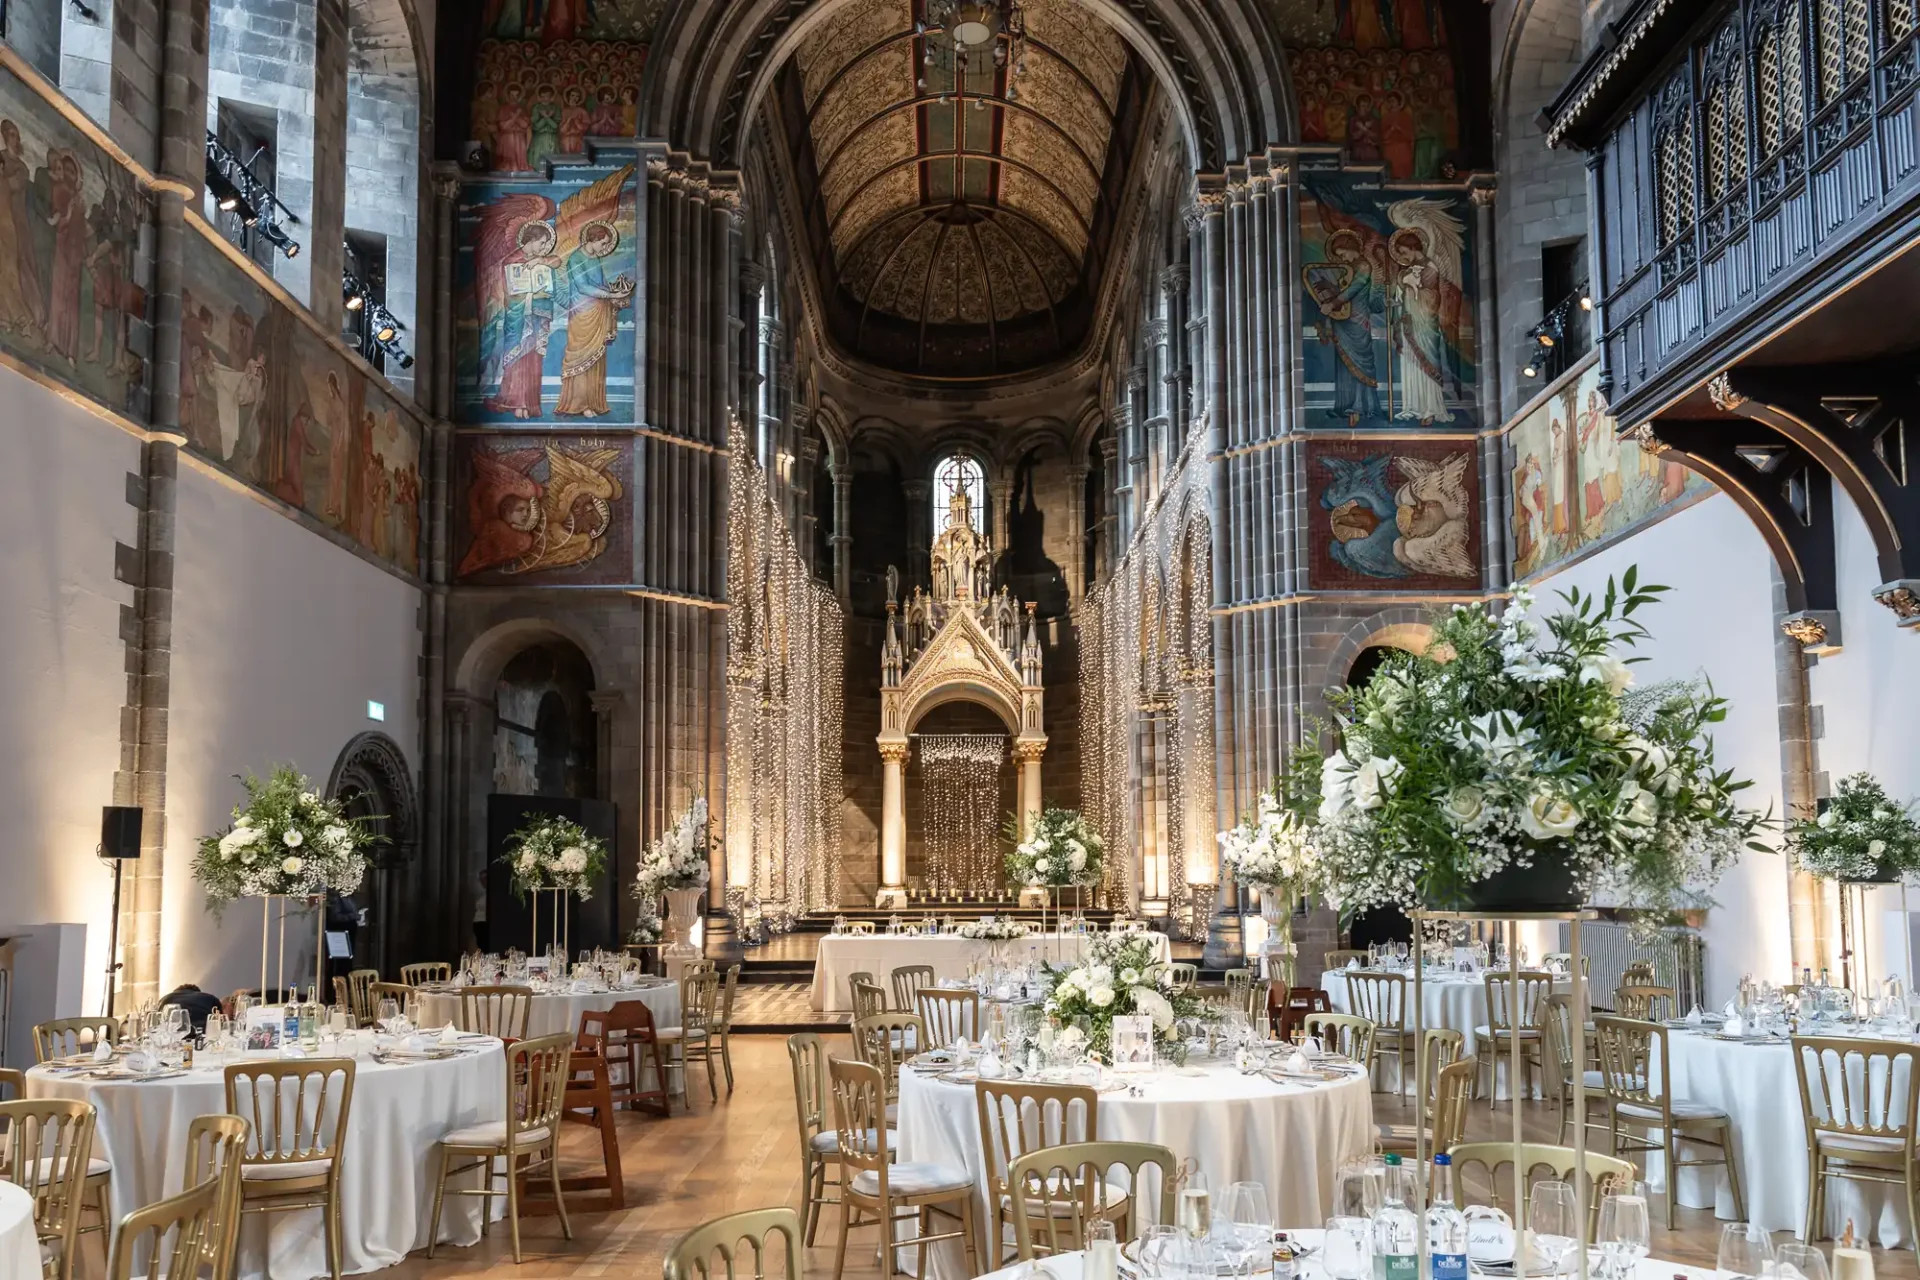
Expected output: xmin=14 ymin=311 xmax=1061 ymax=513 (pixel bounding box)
xmin=795 ymin=0 xmax=911 ymax=107
xmin=1001 ymin=111 xmax=1098 ymax=219
xmin=974 ymin=220 xmax=1029 ymax=321
xmin=811 ymin=41 xmax=915 ymax=170
xmin=822 ymin=109 xmax=918 ymax=222
xmin=997 ymin=167 xmax=1083 ymax=258
xmin=1021 ymin=0 xmax=1127 ymax=107
xmin=1015 ymin=46 xmax=1110 ymax=162
xmin=835 ymin=166 xmax=921 ymax=262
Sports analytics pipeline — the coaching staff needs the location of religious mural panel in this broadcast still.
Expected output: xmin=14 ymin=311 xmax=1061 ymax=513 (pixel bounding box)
xmin=1305 ymin=437 xmax=1480 ymax=591
xmin=1298 ymin=171 xmax=1478 ymax=430
xmin=453 ymin=433 xmax=632 ymax=583
xmin=178 ymin=229 xmax=422 ymax=573
xmin=1269 ymin=0 xmax=1461 ymax=179
xmin=468 ymin=0 xmax=661 ymax=172
xmin=454 ymin=160 xmax=639 ymax=426
xmin=1508 ymin=360 xmax=1710 ymax=581
xmin=0 ymin=71 xmax=145 ymax=414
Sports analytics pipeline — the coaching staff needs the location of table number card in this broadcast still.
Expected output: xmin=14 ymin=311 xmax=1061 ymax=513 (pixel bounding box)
xmin=1112 ymin=1015 xmax=1154 ymax=1072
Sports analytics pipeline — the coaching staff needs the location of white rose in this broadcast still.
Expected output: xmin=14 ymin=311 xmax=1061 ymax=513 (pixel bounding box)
xmin=1089 ymin=985 xmax=1116 ymax=1008
xmin=1579 ymin=653 xmax=1634 ymax=695
xmin=1067 ymin=968 xmax=1089 ymax=989
xmin=1519 ymin=788 xmax=1583 ymax=841
xmin=1035 ymin=857 xmax=1051 ymax=874
xmin=519 ymin=850 xmax=538 ymax=871
xmin=1818 ymin=810 xmax=1837 ymax=828
xmin=1068 ymin=848 xmax=1087 ymax=871
xmin=1441 ymin=786 xmax=1489 ymax=831
xmin=1089 ymin=964 xmax=1113 ymax=986
xmin=1120 ymin=967 xmax=1141 ymax=986
xmin=282 ymin=828 xmax=303 ymax=848
xmin=281 ymin=856 xmax=303 ymax=874
xmin=1869 ymin=839 xmax=1888 ymax=857
xmin=1616 ymin=781 xmax=1660 ymax=829
xmin=1350 ymin=756 xmax=1405 ymax=811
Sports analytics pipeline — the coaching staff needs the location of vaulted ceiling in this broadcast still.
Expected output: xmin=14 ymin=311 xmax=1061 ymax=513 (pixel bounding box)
xmin=781 ymin=0 xmax=1140 ymax=376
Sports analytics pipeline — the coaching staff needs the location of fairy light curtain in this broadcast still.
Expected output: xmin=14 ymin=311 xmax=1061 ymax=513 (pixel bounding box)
xmin=918 ymin=733 xmax=1007 ymax=897
xmin=725 ymin=418 xmax=846 ymax=932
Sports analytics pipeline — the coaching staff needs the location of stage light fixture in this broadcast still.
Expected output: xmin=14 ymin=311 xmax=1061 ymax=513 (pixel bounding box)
xmin=206 ymin=169 xmax=242 ymax=211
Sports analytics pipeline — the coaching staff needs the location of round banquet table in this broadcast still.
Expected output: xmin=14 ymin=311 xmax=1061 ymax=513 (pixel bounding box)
xmin=1656 ymin=1029 xmax=1913 ymax=1246
xmin=971 ymin=1237 xmax=1716 ymax=1280
xmin=27 ymin=1040 xmax=506 ymax=1277
xmin=416 ymin=979 xmax=680 ymax=1040
xmin=0 ymin=1182 xmax=37 ymax=1279
xmin=1321 ymin=969 xmax=1577 ymax=1097
xmin=811 ymin=933 xmax=1173 ymax=1013
xmin=894 ymin=1059 xmax=1373 ymax=1280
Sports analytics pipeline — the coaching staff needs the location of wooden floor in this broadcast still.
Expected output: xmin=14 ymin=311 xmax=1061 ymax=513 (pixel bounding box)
xmin=381 ymin=1034 xmax=1920 ymax=1280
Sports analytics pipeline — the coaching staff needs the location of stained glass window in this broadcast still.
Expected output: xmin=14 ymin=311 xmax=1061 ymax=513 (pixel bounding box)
xmin=934 ymin=454 xmax=986 ymax=538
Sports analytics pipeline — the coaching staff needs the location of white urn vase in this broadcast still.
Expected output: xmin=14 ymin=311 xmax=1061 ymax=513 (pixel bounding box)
xmin=662 ymin=887 xmax=705 ymax=974
xmin=1259 ymin=893 xmax=1295 ymax=987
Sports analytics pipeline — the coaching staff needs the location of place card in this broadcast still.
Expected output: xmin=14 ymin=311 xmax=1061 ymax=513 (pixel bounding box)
xmin=1112 ymin=1015 xmax=1154 ymax=1072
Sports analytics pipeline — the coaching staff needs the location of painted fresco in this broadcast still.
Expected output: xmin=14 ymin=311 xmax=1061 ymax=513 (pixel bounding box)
xmin=1306 ymin=438 xmax=1480 ymax=591
xmin=0 ymin=78 xmax=145 ymax=413
xmin=470 ymin=39 xmax=646 ymax=171
xmin=179 ymin=230 xmax=422 ymax=573
xmin=1508 ymin=360 xmax=1710 ymax=580
xmin=1299 ymin=172 xmax=1477 ymax=429
xmin=453 ymin=434 xmax=631 ymax=583
xmin=1269 ymin=2 xmax=1461 ymax=179
xmin=454 ymin=160 xmax=638 ymax=425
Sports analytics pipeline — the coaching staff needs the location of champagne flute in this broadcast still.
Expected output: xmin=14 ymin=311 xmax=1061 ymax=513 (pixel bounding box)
xmin=1529 ymin=1181 xmax=1579 ymax=1280
xmin=1176 ymin=1164 xmax=1211 ymax=1240
xmin=1775 ymin=1243 xmax=1831 ymax=1280
xmin=1717 ymin=1223 xmax=1775 ymax=1280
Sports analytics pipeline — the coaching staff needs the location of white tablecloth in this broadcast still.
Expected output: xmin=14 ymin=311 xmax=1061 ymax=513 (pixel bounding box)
xmin=1321 ymin=970 xmax=1576 ymax=1097
xmin=974 ymin=1239 xmax=1715 ymax=1280
xmin=812 ymin=933 xmax=1173 ymax=1012
xmin=0 ymin=1182 xmax=37 ymax=1279
xmin=416 ymin=981 xmax=681 ymax=1039
xmin=27 ymin=1040 xmax=507 ymax=1277
xmin=1658 ymin=1030 xmax=1912 ymax=1246
xmin=894 ymin=1061 xmax=1373 ymax=1278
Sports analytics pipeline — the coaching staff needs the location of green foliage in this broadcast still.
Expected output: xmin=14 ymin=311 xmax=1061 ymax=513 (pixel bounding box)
xmin=192 ymin=765 xmax=379 ymax=912
xmin=1787 ymin=773 xmax=1920 ymax=882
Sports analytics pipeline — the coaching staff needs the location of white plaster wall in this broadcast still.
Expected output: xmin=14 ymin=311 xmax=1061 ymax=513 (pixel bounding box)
xmin=0 ymin=372 xmax=142 ymax=1020
xmin=163 ymin=465 xmax=420 ymax=1002
xmin=1527 ymin=495 xmax=1790 ymax=1005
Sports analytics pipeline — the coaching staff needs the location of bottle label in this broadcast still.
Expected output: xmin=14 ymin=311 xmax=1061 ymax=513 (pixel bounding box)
xmin=1376 ymin=1255 xmax=1419 ymax=1280
xmin=1432 ymin=1253 xmax=1468 ymax=1280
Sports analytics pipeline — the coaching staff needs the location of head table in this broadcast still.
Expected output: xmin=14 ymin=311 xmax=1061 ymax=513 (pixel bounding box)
xmin=0 ymin=1182 xmax=36 ymax=1278
xmin=27 ymin=1037 xmax=506 ymax=1277
xmin=415 ymin=977 xmax=680 ymax=1040
xmin=812 ymin=932 xmax=1173 ymax=1013
xmin=895 ymin=1057 xmax=1374 ymax=1280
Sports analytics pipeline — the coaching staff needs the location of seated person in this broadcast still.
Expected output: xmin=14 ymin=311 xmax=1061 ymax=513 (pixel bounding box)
xmin=159 ymin=982 xmax=225 ymax=1035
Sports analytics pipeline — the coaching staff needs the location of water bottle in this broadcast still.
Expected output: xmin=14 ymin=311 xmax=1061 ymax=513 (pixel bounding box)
xmin=1372 ymin=1154 xmax=1419 ymax=1280
xmin=1425 ymin=1154 xmax=1469 ymax=1280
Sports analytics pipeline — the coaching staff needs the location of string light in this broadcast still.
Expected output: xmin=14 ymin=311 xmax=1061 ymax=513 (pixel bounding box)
xmin=918 ymin=733 xmax=1008 ymax=896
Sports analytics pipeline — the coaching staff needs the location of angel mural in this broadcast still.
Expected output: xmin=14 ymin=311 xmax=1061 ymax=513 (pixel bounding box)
xmin=463 ymin=163 xmax=636 ymax=423
xmin=459 ymin=440 xmax=627 ymax=578
xmin=1315 ymin=446 xmax=1475 ymax=586
xmin=1301 ymin=178 xmax=1475 ymax=428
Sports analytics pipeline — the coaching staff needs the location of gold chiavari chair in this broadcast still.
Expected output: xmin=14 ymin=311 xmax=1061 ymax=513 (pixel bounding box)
xmin=1 ymin=1097 xmax=96 ymax=1280
xmin=1448 ymin=1142 xmax=1637 ymax=1235
xmin=367 ymin=981 xmax=414 ymax=1019
xmin=789 ymin=1033 xmax=845 ymax=1246
xmin=1164 ymin=963 xmax=1198 ymax=994
xmin=1222 ymin=968 xmax=1256 ymax=1018
xmin=828 ymin=1057 xmax=979 ymax=1280
xmin=1790 ymin=1034 xmax=1920 ymax=1244
xmin=1476 ymin=971 xmax=1553 ymax=1103
xmin=182 ymin=1113 xmax=250 ymax=1280
xmin=1324 ymin=949 xmax=1368 ymax=970
xmin=851 ymin=1012 xmax=924 ymax=1125
xmin=1343 ymin=971 xmax=1411 ymax=1092
xmin=666 ymin=1205 xmax=804 ymax=1280
xmin=402 ymin=962 xmax=452 ymax=986
xmin=716 ymin=964 xmax=742 ymax=1093
xmin=1542 ymin=952 xmax=1593 ymax=977
xmin=1595 ymin=1015 xmax=1744 ymax=1229
xmin=1613 ymin=984 xmax=1678 ymax=1022
xmin=1543 ymin=993 xmax=1611 ymax=1148
xmin=850 ymin=980 xmax=890 ymax=1025
xmin=32 ymin=1017 xmax=119 ymax=1063
xmin=460 ymin=984 xmax=534 ymax=1040
xmin=102 ymin=1171 xmax=222 ymax=1280
xmin=915 ymin=988 xmax=979 ymax=1048
xmin=844 ymin=922 xmax=876 ymax=936
xmin=1303 ymin=1011 xmax=1376 ymax=1065
xmin=1006 ymin=1141 xmax=1178 ymax=1261
xmin=1373 ymin=1028 xmax=1465 ymax=1154
xmin=976 ymin=1079 xmax=1109 ymax=1262
xmin=891 ymin=965 xmax=936 ymax=1014
xmin=1379 ymin=1056 xmax=1477 ymax=1158
xmin=427 ymin=1032 xmax=574 ymax=1264
xmin=225 ymin=1057 xmax=357 ymax=1280
xmin=331 ymin=968 xmax=379 ymax=1022
xmin=658 ymin=970 xmax=721 ymax=1104
xmin=1621 ymin=960 xmax=1657 ymax=987
xmin=845 ymin=971 xmax=876 ymax=1008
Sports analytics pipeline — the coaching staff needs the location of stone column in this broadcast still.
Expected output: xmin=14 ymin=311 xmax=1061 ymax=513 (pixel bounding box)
xmin=986 ymin=469 xmax=1010 ymax=566
xmin=903 ymin=480 xmax=931 ymax=589
xmin=877 ymin=741 xmax=909 ymax=907
xmin=1098 ymin=436 xmax=1120 ymax=577
xmin=1110 ymin=403 xmax=1134 ymax=547
xmin=829 ymin=454 xmax=853 ymax=604
xmin=1064 ymin=463 xmax=1089 ymax=603
xmin=1161 ymin=264 xmax=1190 ymax=439
xmin=1013 ymin=742 xmax=1044 ymax=836
xmin=797 ymin=435 xmax=821 ymax=573
xmin=1773 ymin=565 xmax=1832 ymax=973
xmin=1127 ymin=364 xmax=1150 ymax=508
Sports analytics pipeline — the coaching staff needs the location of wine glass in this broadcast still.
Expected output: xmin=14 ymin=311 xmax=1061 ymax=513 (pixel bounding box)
xmin=1334 ymin=1163 xmax=1382 ymax=1219
xmin=1597 ymin=1185 xmax=1651 ymax=1280
xmin=1718 ymin=1224 xmax=1776 ymax=1280
xmin=1775 ymin=1243 xmax=1831 ymax=1280
xmin=1139 ymin=1224 xmax=1182 ymax=1280
xmin=1529 ymin=1181 xmax=1579 ymax=1280
xmin=1322 ymin=1216 xmax=1372 ymax=1280
xmin=1225 ymin=1181 xmax=1270 ymax=1265
xmin=377 ymin=996 xmax=401 ymax=1032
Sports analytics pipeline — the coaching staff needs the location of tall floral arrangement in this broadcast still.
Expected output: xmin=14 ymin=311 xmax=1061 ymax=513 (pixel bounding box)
xmin=501 ymin=816 xmax=608 ymax=901
xmin=1040 ymin=931 xmax=1214 ymax=1060
xmin=1006 ymin=806 xmax=1104 ymax=887
xmin=193 ymin=766 xmax=375 ymax=910
xmin=632 ymin=796 xmax=711 ymax=923
xmin=1788 ymin=773 xmax=1920 ymax=882
xmin=1218 ymin=791 xmax=1324 ymax=897
xmin=1287 ymin=572 xmax=1765 ymax=913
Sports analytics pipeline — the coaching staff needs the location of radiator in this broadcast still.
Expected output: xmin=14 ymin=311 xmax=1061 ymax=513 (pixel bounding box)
xmin=1559 ymin=920 xmax=1705 ymax=1011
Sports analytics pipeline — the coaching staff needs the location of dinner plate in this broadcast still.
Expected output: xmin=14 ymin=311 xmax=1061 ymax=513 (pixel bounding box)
xmin=88 ymin=1068 xmax=187 ymax=1081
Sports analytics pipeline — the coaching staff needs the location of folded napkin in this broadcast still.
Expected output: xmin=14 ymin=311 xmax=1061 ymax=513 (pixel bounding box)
xmin=1686 ymin=1004 xmax=1704 ymax=1025
xmin=1723 ymin=999 xmax=1738 ymax=1019
xmin=1285 ymin=1048 xmax=1311 ymax=1074
xmin=124 ymin=1049 xmax=155 ymax=1073
xmin=1346 ymin=958 xmax=1359 ymax=969
xmin=1723 ymin=1016 xmax=1744 ymax=1037
xmin=92 ymin=1039 xmax=114 ymax=1062
xmin=439 ymin=1023 xmax=460 ymax=1046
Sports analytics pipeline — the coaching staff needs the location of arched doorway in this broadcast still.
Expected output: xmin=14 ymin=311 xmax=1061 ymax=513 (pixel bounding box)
xmin=905 ymin=700 xmax=1015 ymax=898
xmin=325 ymin=731 xmax=419 ymax=978
xmin=493 ymin=642 xmax=598 ymax=799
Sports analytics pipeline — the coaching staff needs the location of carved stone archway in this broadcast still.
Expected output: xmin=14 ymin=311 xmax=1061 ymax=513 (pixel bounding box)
xmin=326 ymin=731 xmax=420 ymax=974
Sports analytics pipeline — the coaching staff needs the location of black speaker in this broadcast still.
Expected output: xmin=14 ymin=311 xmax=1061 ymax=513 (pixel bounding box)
xmin=101 ymin=806 xmax=143 ymax=859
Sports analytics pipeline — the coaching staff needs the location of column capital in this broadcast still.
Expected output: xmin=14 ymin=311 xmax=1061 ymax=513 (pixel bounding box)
xmin=738 ymin=259 xmax=769 ymax=293
xmin=590 ymin=689 xmax=625 ymax=715
xmin=902 ymin=481 xmax=930 ymax=501
xmin=878 ymin=741 xmax=911 ymax=763
xmin=1010 ymin=740 xmax=1047 ymax=763
xmin=1160 ymin=264 xmax=1189 ymax=294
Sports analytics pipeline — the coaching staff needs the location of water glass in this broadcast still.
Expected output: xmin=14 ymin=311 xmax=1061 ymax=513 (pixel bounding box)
xmin=377 ymin=996 xmax=401 ymax=1031
xmin=1718 ymin=1224 xmax=1776 ymax=1280
xmin=1322 ymin=1216 xmax=1372 ymax=1280
xmin=1139 ymin=1224 xmax=1182 ymax=1280
xmin=1528 ymin=1181 xmax=1579 ymax=1280
xmin=1334 ymin=1157 xmax=1384 ymax=1218
xmin=1597 ymin=1186 xmax=1651 ymax=1280
xmin=1775 ymin=1243 xmax=1831 ymax=1280
xmin=1225 ymin=1181 xmax=1270 ymax=1262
